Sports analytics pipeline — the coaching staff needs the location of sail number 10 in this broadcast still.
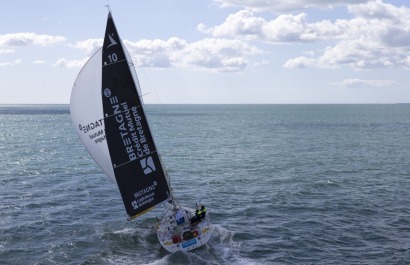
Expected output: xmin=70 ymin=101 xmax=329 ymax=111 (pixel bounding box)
xmin=108 ymin=53 xmax=118 ymax=63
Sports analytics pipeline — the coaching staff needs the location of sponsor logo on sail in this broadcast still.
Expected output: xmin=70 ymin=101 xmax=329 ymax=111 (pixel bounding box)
xmin=107 ymin=34 xmax=118 ymax=48
xmin=140 ymin=156 xmax=156 ymax=174
xmin=104 ymin=88 xmax=111 ymax=97
xmin=131 ymin=201 xmax=139 ymax=209
xmin=131 ymin=181 xmax=157 ymax=209
xmin=78 ymin=119 xmax=104 ymax=133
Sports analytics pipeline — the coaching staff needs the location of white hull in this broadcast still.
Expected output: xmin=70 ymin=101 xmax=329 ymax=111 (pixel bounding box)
xmin=156 ymin=205 xmax=212 ymax=252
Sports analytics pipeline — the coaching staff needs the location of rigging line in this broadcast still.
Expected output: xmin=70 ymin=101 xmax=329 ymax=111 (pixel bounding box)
xmin=139 ymin=67 xmax=163 ymax=104
xmin=142 ymin=91 xmax=155 ymax=97
xmin=103 ymin=59 xmax=128 ymax=67
xmin=112 ymin=151 xmax=158 ymax=169
xmin=105 ymin=1 xmax=112 ymax=13
xmin=155 ymin=90 xmax=162 ymax=105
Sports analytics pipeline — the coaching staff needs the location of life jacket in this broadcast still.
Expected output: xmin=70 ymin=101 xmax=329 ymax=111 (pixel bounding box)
xmin=200 ymin=207 xmax=206 ymax=218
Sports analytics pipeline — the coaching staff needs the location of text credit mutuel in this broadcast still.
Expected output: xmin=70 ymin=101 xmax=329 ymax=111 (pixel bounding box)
xmin=109 ymin=96 xmax=151 ymax=162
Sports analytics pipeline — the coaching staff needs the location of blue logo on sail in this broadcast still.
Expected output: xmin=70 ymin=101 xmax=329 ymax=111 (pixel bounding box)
xmin=140 ymin=156 xmax=156 ymax=174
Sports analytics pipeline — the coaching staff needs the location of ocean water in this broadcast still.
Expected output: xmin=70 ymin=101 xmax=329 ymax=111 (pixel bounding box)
xmin=1 ymin=104 xmax=410 ymax=265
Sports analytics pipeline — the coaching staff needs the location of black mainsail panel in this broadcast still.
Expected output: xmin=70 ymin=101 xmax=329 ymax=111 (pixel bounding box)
xmin=101 ymin=13 xmax=171 ymax=219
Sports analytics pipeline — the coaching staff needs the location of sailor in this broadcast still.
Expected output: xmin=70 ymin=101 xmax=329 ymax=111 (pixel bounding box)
xmin=199 ymin=205 xmax=206 ymax=219
xmin=193 ymin=206 xmax=206 ymax=222
xmin=190 ymin=209 xmax=200 ymax=224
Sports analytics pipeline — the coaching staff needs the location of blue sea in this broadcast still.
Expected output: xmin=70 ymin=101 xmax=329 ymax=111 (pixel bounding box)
xmin=1 ymin=104 xmax=410 ymax=265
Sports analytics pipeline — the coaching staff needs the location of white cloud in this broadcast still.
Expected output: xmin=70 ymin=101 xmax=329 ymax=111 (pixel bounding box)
xmin=253 ymin=59 xmax=269 ymax=66
xmin=197 ymin=9 xmax=361 ymax=43
xmin=0 ymin=59 xmax=22 ymax=67
xmin=65 ymin=36 xmax=260 ymax=72
xmin=124 ymin=37 xmax=261 ymax=72
xmin=0 ymin=48 xmax=15 ymax=54
xmin=124 ymin=38 xmax=186 ymax=68
xmin=32 ymin=60 xmax=46 ymax=64
xmin=71 ymin=38 xmax=103 ymax=55
xmin=283 ymin=56 xmax=318 ymax=69
xmin=332 ymin=78 xmax=397 ymax=88
xmin=181 ymin=38 xmax=259 ymax=72
xmin=53 ymin=57 xmax=89 ymax=68
xmin=0 ymin=33 xmax=66 ymax=46
xmin=284 ymin=38 xmax=396 ymax=69
xmin=283 ymin=1 xmax=410 ymax=69
xmin=348 ymin=0 xmax=410 ymax=48
xmin=201 ymin=1 xmax=410 ymax=70
xmin=212 ymin=0 xmax=369 ymax=13
xmin=55 ymin=0 xmax=410 ymax=72
xmin=198 ymin=10 xmax=266 ymax=40
xmin=348 ymin=0 xmax=405 ymax=20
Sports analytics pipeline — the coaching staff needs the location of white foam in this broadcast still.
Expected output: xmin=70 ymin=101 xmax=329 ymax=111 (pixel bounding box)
xmin=112 ymin=227 xmax=136 ymax=235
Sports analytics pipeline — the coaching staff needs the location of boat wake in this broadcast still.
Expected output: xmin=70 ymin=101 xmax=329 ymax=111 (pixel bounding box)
xmin=95 ymin=223 xmax=260 ymax=265
xmin=205 ymin=225 xmax=262 ymax=265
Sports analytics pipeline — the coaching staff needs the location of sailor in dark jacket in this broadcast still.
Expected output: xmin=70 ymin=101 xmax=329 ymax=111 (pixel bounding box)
xmin=190 ymin=205 xmax=206 ymax=224
xmin=199 ymin=205 xmax=206 ymax=218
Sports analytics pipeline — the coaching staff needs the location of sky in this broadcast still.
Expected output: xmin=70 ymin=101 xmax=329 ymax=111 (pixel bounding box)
xmin=1 ymin=0 xmax=410 ymax=104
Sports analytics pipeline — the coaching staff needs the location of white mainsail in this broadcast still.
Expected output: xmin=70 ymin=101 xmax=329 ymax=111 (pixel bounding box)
xmin=70 ymin=48 xmax=116 ymax=183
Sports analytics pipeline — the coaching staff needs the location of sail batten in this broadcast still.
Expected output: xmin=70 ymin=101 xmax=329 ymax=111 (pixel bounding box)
xmin=103 ymin=59 xmax=128 ymax=67
xmin=113 ymin=151 xmax=160 ymax=168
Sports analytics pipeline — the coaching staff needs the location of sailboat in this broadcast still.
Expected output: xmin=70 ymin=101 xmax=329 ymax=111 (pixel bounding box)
xmin=70 ymin=10 xmax=212 ymax=253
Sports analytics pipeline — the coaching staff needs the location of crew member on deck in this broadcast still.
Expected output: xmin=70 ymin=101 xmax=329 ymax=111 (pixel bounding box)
xmin=190 ymin=205 xmax=206 ymax=224
xmin=199 ymin=205 xmax=206 ymax=218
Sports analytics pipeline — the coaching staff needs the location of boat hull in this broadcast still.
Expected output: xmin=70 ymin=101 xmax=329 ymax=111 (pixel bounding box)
xmin=156 ymin=206 xmax=212 ymax=252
